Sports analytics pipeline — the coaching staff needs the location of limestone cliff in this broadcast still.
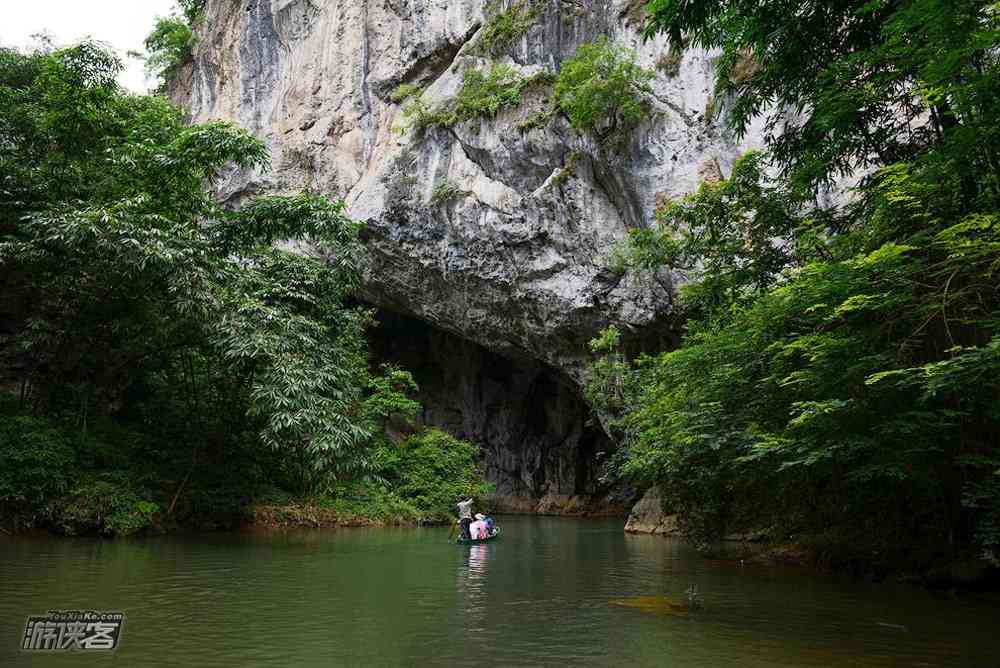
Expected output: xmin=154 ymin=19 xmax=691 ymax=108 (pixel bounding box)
xmin=172 ymin=0 xmax=767 ymax=512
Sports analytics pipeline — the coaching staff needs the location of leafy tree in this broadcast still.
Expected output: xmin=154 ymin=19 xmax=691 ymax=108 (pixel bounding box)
xmin=0 ymin=413 xmax=76 ymax=529
xmin=178 ymin=0 xmax=207 ymax=24
xmin=138 ymin=16 xmax=197 ymax=85
xmin=57 ymin=472 xmax=160 ymax=536
xmin=609 ymin=159 xmax=1000 ymax=559
xmin=320 ymin=383 xmax=492 ymax=524
xmin=643 ymin=0 xmax=1000 ymax=194
xmin=621 ymin=151 xmax=809 ymax=319
xmin=584 ymin=325 xmax=636 ymax=418
xmin=349 ymin=429 xmax=493 ymax=522
xmin=0 ymin=42 xmax=414 ymax=528
xmin=599 ymin=0 xmax=1000 ymax=567
xmin=134 ymin=1 xmax=209 ymax=86
xmin=554 ymin=38 xmax=654 ymax=137
xmin=391 ymin=429 xmax=493 ymax=520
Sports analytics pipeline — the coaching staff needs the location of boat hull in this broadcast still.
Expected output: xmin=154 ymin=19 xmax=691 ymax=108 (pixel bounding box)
xmin=457 ymin=527 xmax=501 ymax=544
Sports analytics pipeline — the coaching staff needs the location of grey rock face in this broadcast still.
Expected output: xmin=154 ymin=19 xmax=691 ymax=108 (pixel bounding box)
xmin=174 ymin=0 xmax=766 ymax=375
xmin=172 ymin=0 xmax=768 ymax=511
xmin=623 ymin=486 xmax=681 ymax=535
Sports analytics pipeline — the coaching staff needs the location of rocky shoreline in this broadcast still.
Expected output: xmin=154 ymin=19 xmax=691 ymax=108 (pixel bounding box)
xmin=623 ymin=487 xmax=1000 ymax=590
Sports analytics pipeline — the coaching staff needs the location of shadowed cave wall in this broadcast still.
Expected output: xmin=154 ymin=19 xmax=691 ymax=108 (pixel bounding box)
xmin=367 ymin=309 xmax=634 ymax=514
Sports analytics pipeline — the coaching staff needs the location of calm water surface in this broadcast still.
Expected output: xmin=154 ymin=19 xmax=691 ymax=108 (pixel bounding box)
xmin=1 ymin=516 xmax=997 ymax=667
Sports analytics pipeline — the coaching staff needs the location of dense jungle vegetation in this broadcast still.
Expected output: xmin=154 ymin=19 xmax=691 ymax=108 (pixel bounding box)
xmin=0 ymin=42 xmax=489 ymax=535
xmin=588 ymin=0 xmax=1000 ymax=573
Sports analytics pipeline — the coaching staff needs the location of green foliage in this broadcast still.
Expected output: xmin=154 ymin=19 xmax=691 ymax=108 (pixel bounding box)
xmin=584 ymin=326 xmax=636 ymax=418
xmin=0 ymin=400 xmax=162 ymax=536
xmin=57 ymin=473 xmax=160 ymax=537
xmin=0 ymin=413 xmax=76 ymax=528
xmin=139 ymin=15 xmax=196 ymax=85
xmin=322 ymin=374 xmax=491 ymax=523
xmin=429 ymin=180 xmax=467 ymax=206
xmin=0 ymin=42 xmax=406 ymax=532
xmin=475 ymin=1 xmax=541 ymax=56
xmin=398 ymin=95 xmax=435 ymax=135
xmin=319 ymin=428 xmax=492 ymax=524
xmin=621 ymin=151 xmax=805 ymax=319
xmin=133 ymin=1 xmax=207 ymax=86
xmin=401 ymin=65 xmax=555 ymax=136
xmin=212 ymin=248 xmax=372 ymax=495
xmin=456 ymin=65 xmax=541 ymax=116
xmin=390 ymin=82 xmax=424 ymax=103
xmin=378 ymin=429 xmax=493 ymax=521
xmin=323 ymin=490 xmax=424 ymax=525
xmin=603 ymin=0 xmax=1000 ymax=565
xmin=361 ymin=366 xmax=421 ymax=429
xmin=643 ymin=0 xmax=1000 ymax=193
xmin=518 ymin=107 xmax=556 ymax=132
xmin=178 ymin=0 xmax=207 ymax=24
xmin=554 ymin=38 xmax=654 ymax=136
xmin=609 ymin=158 xmax=1000 ymax=554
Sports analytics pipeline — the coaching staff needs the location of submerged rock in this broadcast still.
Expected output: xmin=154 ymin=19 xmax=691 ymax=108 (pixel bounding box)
xmin=609 ymin=595 xmax=690 ymax=615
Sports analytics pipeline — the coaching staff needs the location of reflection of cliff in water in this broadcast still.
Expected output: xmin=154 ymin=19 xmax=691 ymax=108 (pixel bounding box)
xmin=367 ymin=308 xmax=635 ymax=514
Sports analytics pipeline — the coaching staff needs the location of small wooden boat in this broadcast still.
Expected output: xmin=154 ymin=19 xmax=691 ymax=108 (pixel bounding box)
xmin=457 ymin=527 xmax=501 ymax=544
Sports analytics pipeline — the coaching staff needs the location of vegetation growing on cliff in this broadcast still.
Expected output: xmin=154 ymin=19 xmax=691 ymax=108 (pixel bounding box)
xmin=390 ymin=82 xmax=424 ymax=103
xmin=400 ymin=40 xmax=652 ymax=142
xmin=590 ymin=0 xmax=1000 ymax=570
xmin=475 ymin=1 xmax=541 ymax=56
xmin=553 ymin=38 xmax=654 ymax=136
xmin=429 ymin=180 xmax=467 ymax=206
xmin=177 ymin=0 xmax=207 ymax=23
xmin=401 ymin=64 xmax=555 ymax=136
xmin=0 ymin=43 xmax=487 ymax=535
xmin=137 ymin=16 xmax=196 ymax=86
xmin=134 ymin=0 xmax=206 ymax=87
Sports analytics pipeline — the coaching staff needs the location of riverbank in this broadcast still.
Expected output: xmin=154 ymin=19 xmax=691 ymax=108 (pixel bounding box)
xmin=249 ymin=501 xmax=443 ymax=529
xmin=747 ymin=541 xmax=1000 ymax=591
xmin=0 ymin=383 xmax=493 ymax=537
xmin=624 ymin=487 xmax=1000 ymax=591
xmin=248 ymin=493 xmax=633 ymax=530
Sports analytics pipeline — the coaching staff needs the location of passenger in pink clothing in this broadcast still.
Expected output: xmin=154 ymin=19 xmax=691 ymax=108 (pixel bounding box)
xmin=469 ymin=514 xmax=487 ymax=539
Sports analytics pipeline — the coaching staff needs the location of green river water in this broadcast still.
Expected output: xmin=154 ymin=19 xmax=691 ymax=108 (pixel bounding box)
xmin=1 ymin=516 xmax=997 ymax=667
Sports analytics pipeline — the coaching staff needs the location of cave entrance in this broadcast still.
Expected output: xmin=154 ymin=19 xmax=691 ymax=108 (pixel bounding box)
xmin=365 ymin=308 xmax=631 ymax=514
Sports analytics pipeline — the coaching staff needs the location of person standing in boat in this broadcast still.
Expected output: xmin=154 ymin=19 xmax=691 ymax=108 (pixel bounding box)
xmin=456 ymin=498 xmax=474 ymax=540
